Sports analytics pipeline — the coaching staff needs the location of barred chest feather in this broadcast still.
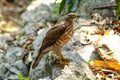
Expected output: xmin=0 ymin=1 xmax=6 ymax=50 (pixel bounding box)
xmin=55 ymin=26 xmax=74 ymax=46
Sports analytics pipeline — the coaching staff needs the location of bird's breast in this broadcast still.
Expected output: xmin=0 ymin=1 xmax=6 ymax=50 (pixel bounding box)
xmin=55 ymin=26 xmax=74 ymax=46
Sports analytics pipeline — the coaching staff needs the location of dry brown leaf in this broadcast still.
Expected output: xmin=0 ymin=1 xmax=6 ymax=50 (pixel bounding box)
xmin=113 ymin=20 xmax=120 ymax=25
xmin=113 ymin=27 xmax=120 ymax=33
xmin=93 ymin=60 xmax=120 ymax=71
xmin=95 ymin=31 xmax=104 ymax=35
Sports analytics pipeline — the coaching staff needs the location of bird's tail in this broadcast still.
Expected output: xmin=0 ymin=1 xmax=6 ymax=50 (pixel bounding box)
xmin=32 ymin=49 xmax=43 ymax=69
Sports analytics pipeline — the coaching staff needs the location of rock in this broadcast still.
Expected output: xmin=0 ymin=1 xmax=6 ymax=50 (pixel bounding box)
xmin=15 ymin=60 xmax=28 ymax=76
xmin=0 ymin=63 xmax=20 ymax=80
xmin=30 ymin=52 xmax=96 ymax=80
xmin=0 ymin=34 xmax=8 ymax=49
xmin=16 ymin=35 xmax=28 ymax=46
xmin=6 ymin=47 xmax=24 ymax=63
xmin=4 ymin=75 xmax=18 ymax=80
xmin=0 ymin=50 xmax=5 ymax=63
xmin=0 ymin=47 xmax=27 ymax=79
xmin=94 ymin=35 xmax=120 ymax=63
xmin=0 ymin=63 xmax=8 ymax=79
xmin=21 ymin=0 xmax=58 ymax=34
xmin=5 ymin=63 xmax=21 ymax=75
xmin=0 ymin=31 xmax=16 ymax=48
xmin=76 ymin=0 xmax=115 ymax=18
xmin=66 ymin=24 xmax=102 ymax=62
xmin=24 ymin=23 xmax=37 ymax=34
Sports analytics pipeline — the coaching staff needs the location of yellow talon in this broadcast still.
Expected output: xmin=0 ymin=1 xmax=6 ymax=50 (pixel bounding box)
xmin=61 ymin=57 xmax=69 ymax=61
xmin=55 ymin=56 xmax=69 ymax=65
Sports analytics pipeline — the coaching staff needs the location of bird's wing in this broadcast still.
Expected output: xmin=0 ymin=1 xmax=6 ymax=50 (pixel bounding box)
xmin=40 ymin=22 xmax=66 ymax=51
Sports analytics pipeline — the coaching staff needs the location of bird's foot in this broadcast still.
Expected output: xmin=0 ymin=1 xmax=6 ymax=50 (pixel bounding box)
xmin=61 ymin=57 xmax=69 ymax=61
xmin=56 ymin=60 xmax=69 ymax=65
xmin=55 ymin=57 xmax=70 ymax=65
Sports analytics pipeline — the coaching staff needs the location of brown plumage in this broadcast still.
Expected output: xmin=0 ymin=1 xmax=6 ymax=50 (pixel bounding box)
xmin=32 ymin=13 xmax=79 ymax=69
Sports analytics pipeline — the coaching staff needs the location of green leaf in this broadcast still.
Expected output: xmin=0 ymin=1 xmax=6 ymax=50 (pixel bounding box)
xmin=16 ymin=38 xmax=21 ymax=43
xmin=19 ymin=32 xmax=25 ymax=38
xmin=51 ymin=4 xmax=60 ymax=15
xmin=52 ymin=10 xmax=59 ymax=15
xmin=59 ymin=0 xmax=81 ymax=14
xmin=18 ymin=74 xmax=23 ymax=78
xmin=54 ymin=5 xmax=60 ymax=9
xmin=16 ymin=31 xmax=25 ymax=43
xmin=59 ymin=0 xmax=66 ymax=14
xmin=28 ymin=44 xmax=33 ymax=49
xmin=70 ymin=0 xmax=79 ymax=12
xmin=23 ymin=77 xmax=30 ymax=80
xmin=88 ymin=59 xmax=93 ymax=63
xmin=18 ymin=74 xmax=30 ymax=80
xmin=116 ymin=0 xmax=120 ymax=19
xmin=65 ymin=0 xmax=71 ymax=6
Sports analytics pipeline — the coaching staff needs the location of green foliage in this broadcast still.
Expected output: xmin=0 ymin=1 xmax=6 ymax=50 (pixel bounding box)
xmin=59 ymin=0 xmax=81 ymax=14
xmin=28 ymin=44 xmax=33 ymax=49
xmin=16 ymin=31 xmax=25 ymax=42
xmin=18 ymin=74 xmax=30 ymax=80
xmin=52 ymin=5 xmax=60 ymax=15
xmin=116 ymin=0 xmax=120 ymax=19
xmin=88 ymin=59 xmax=93 ymax=64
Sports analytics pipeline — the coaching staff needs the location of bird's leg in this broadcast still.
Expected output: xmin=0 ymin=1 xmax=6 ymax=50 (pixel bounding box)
xmin=61 ymin=55 xmax=69 ymax=61
xmin=53 ymin=48 xmax=69 ymax=65
xmin=56 ymin=54 xmax=69 ymax=65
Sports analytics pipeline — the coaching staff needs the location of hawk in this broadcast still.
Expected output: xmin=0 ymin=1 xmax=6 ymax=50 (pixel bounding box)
xmin=32 ymin=13 xmax=79 ymax=69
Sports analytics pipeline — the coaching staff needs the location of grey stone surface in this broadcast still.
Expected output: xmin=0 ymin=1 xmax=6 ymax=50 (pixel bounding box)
xmin=21 ymin=0 xmax=58 ymax=35
xmin=15 ymin=60 xmax=28 ymax=76
xmin=5 ymin=47 xmax=24 ymax=63
xmin=76 ymin=0 xmax=115 ymax=18
xmin=0 ymin=47 xmax=27 ymax=79
xmin=29 ymin=51 xmax=96 ymax=80
xmin=0 ymin=34 xmax=8 ymax=49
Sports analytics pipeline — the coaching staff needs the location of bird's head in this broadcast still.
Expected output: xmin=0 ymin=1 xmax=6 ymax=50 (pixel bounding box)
xmin=65 ymin=13 xmax=80 ymax=22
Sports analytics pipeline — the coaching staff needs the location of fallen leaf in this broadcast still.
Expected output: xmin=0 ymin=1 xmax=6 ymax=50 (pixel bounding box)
xmin=93 ymin=60 xmax=120 ymax=71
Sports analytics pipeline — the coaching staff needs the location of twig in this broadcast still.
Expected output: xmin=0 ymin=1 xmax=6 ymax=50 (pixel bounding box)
xmin=93 ymin=5 xmax=117 ymax=10
xmin=101 ymin=69 xmax=120 ymax=75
